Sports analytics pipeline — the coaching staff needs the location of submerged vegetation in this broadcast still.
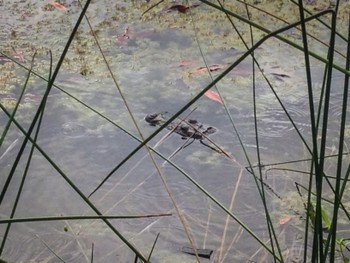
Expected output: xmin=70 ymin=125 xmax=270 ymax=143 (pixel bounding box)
xmin=1 ymin=0 xmax=350 ymax=262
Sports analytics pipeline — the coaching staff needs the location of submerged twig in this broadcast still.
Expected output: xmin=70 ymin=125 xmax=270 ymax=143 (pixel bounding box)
xmin=147 ymin=233 xmax=160 ymax=261
xmin=91 ymin=243 xmax=94 ymax=263
xmin=34 ymin=234 xmax=66 ymax=263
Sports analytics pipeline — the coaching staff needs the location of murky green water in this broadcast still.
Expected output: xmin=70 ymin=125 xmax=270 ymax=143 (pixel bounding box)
xmin=1 ymin=0 xmax=350 ymax=262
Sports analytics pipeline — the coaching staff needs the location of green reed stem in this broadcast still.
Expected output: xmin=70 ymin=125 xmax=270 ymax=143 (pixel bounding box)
xmin=296 ymin=0 xmax=320 ymax=261
xmin=314 ymin=6 xmax=337 ymax=262
xmin=0 ymin=52 xmax=36 ymax=148
xmin=0 ymin=103 xmax=149 ymax=262
xmin=0 ymin=51 xmax=50 ymax=255
xmin=327 ymin=11 xmax=350 ymax=262
xmin=0 ymin=214 xmax=171 ymax=224
xmin=0 ymin=0 xmax=93 ymax=206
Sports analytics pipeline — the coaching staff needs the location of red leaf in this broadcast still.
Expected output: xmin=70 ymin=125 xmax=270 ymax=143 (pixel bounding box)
xmin=51 ymin=2 xmax=68 ymax=11
xmin=204 ymin=90 xmax=223 ymax=104
xmin=12 ymin=49 xmax=25 ymax=62
xmin=166 ymin=4 xmax=199 ymax=13
xmin=191 ymin=64 xmax=224 ymax=74
xmin=169 ymin=5 xmax=189 ymax=13
xmin=279 ymin=215 xmax=291 ymax=225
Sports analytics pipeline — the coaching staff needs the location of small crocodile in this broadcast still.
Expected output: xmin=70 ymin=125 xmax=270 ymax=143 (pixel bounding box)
xmin=144 ymin=112 xmax=217 ymax=140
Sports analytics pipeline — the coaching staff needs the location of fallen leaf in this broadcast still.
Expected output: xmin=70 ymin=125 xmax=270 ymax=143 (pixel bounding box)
xmin=12 ymin=49 xmax=25 ymax=62
xmin=51 ymin=2 xmax=68 ymax=11
xmin=191 ymin=64 xmax=224 ymax=74
xmin=116 ymin=27 xmax=131 ymax=46
xmin=204 ymin=90 xmax=223 ymax=104
xmin=165 ymin=4 xmax=200 ymax=13
xmin=263 ymin=66 xmax=292 ymax=80
xmin=279 ymin=215 xmax=291 ymax=225
xmin=167 ymin=4 xmax=189 ymax=13
xmin=271 ymin=73 xmax=290 ymax=78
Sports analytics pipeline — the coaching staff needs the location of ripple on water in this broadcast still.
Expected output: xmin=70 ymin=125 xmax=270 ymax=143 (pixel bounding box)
xmin=1 ymin=233 xmax=35 ymax=262
xmin=1 ymin=222 xmax=92 ymax=262
xmin=61 ymin=122 xmax=88 ymax=138
xmin=122 ymin=170 xmax=202 ymax=213
xmin=39 ymin=121 xmax=89 ymax=141
xmin=99 ymin=167 xmax=213 ymax=236
xmin=256 ymin=101 xmax=312 ymax=138
xmin=1 ymin=227 xmax=70 ymax=262
xmin=328 ymin=92 xmax=350 ymax=121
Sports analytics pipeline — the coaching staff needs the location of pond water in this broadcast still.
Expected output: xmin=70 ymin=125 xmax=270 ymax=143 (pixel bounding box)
xmin=1 ymin=0 xmax=350 ymax=262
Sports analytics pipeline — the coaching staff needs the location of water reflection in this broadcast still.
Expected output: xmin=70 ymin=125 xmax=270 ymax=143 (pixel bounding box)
xmin=1 ymin=1 xmax=349 ymax=261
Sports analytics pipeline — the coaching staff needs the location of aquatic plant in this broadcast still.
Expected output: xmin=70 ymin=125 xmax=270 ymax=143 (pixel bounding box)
xmin=0 ymin=0 xmax=349 ymax=262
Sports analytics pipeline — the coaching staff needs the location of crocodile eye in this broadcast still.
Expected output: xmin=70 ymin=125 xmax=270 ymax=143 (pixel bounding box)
xmin=149 ymin=113 xmax=158 ymax=119
xmin=206 ymin=127 xmax=216 ymax=134
xmin=145 ymin=113 xmax=160 ymax=125
xmin=194 ymin=133 xmax=203 ymax=139
xmin=180 ymin=125 xmax=189 ymax=131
